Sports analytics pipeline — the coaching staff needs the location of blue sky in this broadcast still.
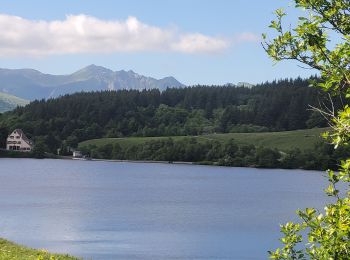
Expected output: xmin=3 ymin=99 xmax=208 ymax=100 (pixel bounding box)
xmin=0 ymin=0 xmax=315 ymax=85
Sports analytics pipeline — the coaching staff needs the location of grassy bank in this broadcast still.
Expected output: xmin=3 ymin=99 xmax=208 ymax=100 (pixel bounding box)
xmin=79 ymin=127 xmax=328 ymax=152
xmin=0 ymin=238 xmax=79 ymax=260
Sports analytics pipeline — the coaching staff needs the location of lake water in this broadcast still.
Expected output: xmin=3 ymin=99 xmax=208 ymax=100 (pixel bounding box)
xmin=0 ymin=158 xmax=332 ymax=259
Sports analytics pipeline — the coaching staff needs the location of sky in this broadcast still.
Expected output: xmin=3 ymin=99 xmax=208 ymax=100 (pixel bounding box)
xmin=0 ymin=0 xmax=316 ymax=85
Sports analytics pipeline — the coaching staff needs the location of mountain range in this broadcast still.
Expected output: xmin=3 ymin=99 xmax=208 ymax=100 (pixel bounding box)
xmin=0 ymin=65 xmax=184 ymax=100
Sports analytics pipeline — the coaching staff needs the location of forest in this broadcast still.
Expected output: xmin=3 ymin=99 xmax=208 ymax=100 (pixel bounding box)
xmin=0 ymin=77 xmax=334 ymax=151
xmin=0 ymin=77 xmax=345 ymax=170
xmin=0 ymin=78 xmax=347 ymax=170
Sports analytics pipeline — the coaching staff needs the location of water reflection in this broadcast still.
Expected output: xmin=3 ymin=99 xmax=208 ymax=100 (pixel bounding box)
xmin=0 ymin=158 xmax=329 ymax=259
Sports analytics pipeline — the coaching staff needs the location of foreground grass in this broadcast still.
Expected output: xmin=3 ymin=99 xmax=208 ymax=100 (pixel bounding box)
xmin=0 ymin=238 xmax=79 ymax=260
xmin=79 ymin=127 xmax=328 ymax=152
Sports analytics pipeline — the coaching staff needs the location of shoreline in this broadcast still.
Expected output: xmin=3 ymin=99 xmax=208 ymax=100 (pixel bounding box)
xmin=78 ymin=157 xmax=323 ymax=171
xmin=68 ymin=156 xmax=209 ymax=168
xmin=84 ymin=157 xmax=195 ymax=165
xmin=0 ymin=155 xmax=323 ymax=171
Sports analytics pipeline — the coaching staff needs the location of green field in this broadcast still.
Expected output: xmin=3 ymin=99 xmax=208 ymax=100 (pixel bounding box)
xmin=0 ymin=238 xmax=78 ymax=260
xmin=79 ymin=127 xmax=328 ymax=152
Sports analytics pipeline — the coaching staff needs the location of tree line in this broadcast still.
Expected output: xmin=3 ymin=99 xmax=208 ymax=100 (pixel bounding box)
xmin=0 ymin=77 xmax=337 ymax=153
xmin=81 ymin=137 xmax=350 ymax=171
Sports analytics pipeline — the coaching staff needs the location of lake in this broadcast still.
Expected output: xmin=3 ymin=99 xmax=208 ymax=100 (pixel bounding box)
xmin=0 ymin=158 xmax=332 ymax=259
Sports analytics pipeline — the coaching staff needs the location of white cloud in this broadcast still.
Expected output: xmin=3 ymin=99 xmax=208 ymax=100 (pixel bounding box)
xmin=0 ymin=14 xmax=259 ymax=57
xmin=172 ymin=33 xmax=230 ymax=54
xmin=0 ymin=14 xmax=223 ymax=56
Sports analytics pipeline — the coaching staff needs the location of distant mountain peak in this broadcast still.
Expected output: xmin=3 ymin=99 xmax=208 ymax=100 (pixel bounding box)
xmin=74 ymin=64 xmax=113 ymax=76
xmin=162 ymin=76 xmax=177 ymax=80
xmin=85 ymin=64 xmax=98 ymax=68
xmin=0 ymin=65 xmax=185 ymax=100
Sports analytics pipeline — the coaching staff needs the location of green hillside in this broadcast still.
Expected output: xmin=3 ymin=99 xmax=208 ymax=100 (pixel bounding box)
xmin=0 ymin=92 xmax=29 ymax=113
xmin=79 ymin=127 xmax=328 ymax=152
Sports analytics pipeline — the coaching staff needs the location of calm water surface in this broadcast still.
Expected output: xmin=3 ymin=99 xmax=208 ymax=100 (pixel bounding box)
xmin=0 ymin=158 xmax=331 ymax=259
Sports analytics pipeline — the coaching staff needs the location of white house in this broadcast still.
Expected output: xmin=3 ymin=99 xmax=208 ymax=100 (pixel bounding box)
xmin=73 ymin=150 xmax=83 ymax=158
xmin=6 ymin=129 xmax=34 ymax=152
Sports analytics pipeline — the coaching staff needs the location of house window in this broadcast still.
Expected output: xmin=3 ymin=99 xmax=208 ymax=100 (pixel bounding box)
xmin=16 ymin=136 xmax=20 ymax=139
xmin=17 ymin=141 xmax=21 ymax=144
xmin=10 ymin=136 xmax=14 ymax=139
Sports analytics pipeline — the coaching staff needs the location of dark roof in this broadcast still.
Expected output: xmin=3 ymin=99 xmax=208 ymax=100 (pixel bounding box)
xmin=12 ymin=129 xmax=34 ymax=146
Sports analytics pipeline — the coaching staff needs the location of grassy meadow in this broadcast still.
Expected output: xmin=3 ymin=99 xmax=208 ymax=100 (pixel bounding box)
xmin=79 ymin=127 xmax=328 ymax=152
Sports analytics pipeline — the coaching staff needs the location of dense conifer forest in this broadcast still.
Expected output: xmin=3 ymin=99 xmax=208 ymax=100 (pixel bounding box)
xmin=0 ymin=78 xmax=328 ymax=144
xmin=0 ymin=77 xmax=345 ymax=169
